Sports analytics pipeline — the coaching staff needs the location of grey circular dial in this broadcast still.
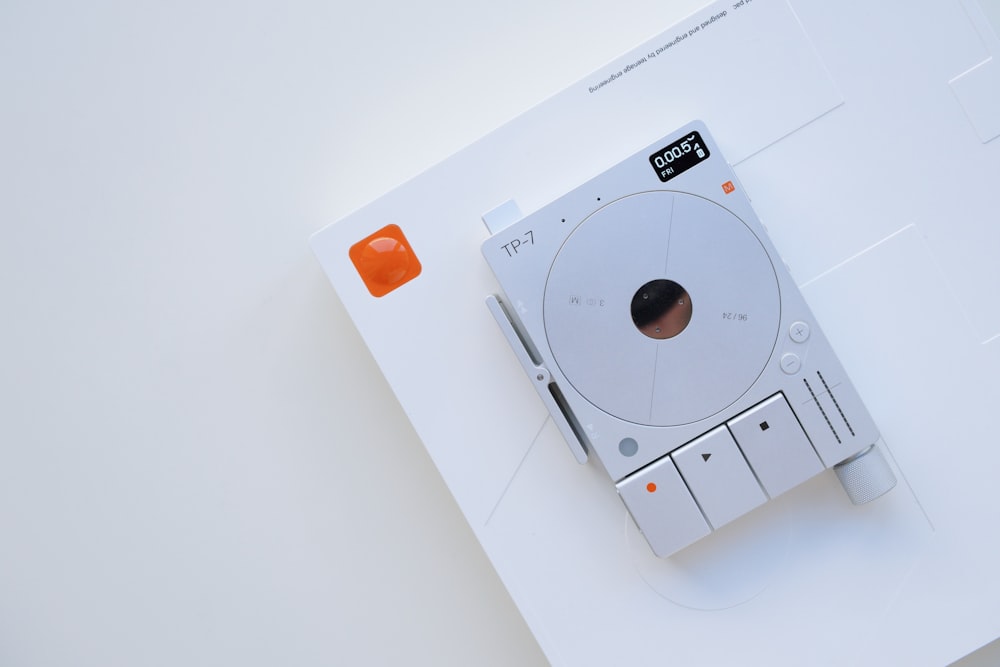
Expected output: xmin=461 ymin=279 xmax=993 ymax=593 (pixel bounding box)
xmin=543 ymin=191 xmax=780 ymax=427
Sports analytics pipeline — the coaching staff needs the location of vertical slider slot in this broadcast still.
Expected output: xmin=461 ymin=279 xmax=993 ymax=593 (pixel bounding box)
xmin=486 ymin=295 xmax=589 ymax=463
xmin=486 ymin=294 xmax=542 ymax=365
xmin=547 ymin=382 xmax=591 ymax=459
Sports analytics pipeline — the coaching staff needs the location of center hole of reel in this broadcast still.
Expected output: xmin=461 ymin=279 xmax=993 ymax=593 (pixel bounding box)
xmin=631 ymin=279 xmax=693 ymax=340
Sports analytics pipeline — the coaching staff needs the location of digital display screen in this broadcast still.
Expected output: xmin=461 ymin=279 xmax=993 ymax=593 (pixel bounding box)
xmin=648 ymin=131 xmax=710 ymax=183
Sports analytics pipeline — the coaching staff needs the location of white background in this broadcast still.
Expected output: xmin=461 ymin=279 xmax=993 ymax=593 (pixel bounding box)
xmin=2 ymin=0 xmax=998 ymax=665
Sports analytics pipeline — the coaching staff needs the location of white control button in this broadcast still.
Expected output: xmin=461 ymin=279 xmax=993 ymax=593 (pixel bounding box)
xmin=672 ymin=425 xmax=767 ymax=529
xmin=617 ymin=456 xmax=711 ymax=558
xmin=780 ymin=353 xmax=801 ymax=375
xmin=728 ymin=394 xmax=824 ymax=498
xmin=789 ymin=321 xmax=810 ymax=343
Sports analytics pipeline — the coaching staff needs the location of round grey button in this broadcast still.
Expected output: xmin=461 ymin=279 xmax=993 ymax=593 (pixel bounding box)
xmin=619 ymin=437 xmax=639 ymax=457
xmin=789 ymin=321 xmax=810 ymax=343
xmin=780 ymin=353 xmax=801 ymax=375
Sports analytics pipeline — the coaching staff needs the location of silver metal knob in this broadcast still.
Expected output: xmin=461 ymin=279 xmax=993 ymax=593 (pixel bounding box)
xmin=833 ymin=444 xmax=897 ymax=505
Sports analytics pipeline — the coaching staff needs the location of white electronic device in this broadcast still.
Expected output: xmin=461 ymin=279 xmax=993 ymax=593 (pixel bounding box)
xmin=481 ymin=121 xmax=897 ymax=557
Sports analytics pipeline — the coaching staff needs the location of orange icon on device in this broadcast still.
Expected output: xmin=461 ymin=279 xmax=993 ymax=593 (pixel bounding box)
xmin=722 ymin=181 xmax=735 ymax=194
xmin=349 ymin=224 xmax=422 ymax=297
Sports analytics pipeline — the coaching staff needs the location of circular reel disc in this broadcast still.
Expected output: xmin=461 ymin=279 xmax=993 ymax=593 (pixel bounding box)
xmin=543 ymin=191 xmax=780 ymax=426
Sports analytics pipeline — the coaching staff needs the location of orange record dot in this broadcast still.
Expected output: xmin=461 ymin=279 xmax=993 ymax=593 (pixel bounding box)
xmin=646 ymin=482 xmax=657 ymax=493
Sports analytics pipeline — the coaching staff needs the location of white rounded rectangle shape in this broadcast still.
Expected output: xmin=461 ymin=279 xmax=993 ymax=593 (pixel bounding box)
xmin=616 ymin=456 xmax=711 ymax=558
xmin=672 ymin=425 xmax=768 ymax=529
xmin=727 ymin=393 xmax=824 ymax=498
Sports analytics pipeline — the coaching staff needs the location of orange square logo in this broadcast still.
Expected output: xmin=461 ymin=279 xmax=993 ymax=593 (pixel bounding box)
xmin=722 ymin=181 xmax=735 ymax=194
xmin=349 ymin=224 xmax=422 ymax=297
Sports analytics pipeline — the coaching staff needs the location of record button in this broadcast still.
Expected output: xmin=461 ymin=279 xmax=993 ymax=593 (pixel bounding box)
xmin=617 ymin=456 xmax=711 ymax=558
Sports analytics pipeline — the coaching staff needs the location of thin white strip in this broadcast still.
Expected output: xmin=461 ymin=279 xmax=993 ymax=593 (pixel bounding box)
xmin=799 ymin=224 xmax=914 ymax=290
